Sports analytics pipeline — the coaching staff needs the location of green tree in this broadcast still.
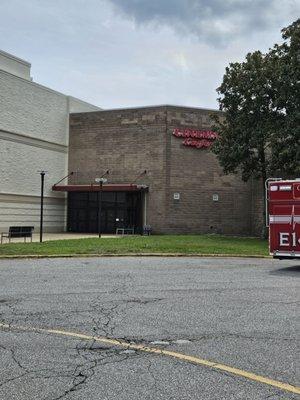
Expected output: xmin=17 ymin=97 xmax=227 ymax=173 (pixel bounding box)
xmin=268 ymin=19 xmax=300 ymax=174
xmin=212 ymin=19 xmax=300 ymax=235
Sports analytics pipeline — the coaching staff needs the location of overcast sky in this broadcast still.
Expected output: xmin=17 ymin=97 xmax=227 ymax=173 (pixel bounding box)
xmin=0 ymin=0 xmax=299 ymax=110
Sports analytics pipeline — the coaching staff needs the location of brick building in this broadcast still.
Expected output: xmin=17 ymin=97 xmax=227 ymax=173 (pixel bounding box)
xmin=53 ymin=105 xmax=262 ymax=235
xmin=0 ymin=50 xmax=264 ymax=236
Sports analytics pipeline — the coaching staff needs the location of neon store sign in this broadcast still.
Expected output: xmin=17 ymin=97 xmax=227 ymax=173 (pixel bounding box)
xmin=173 ymin=128 xmax=218 ymax=149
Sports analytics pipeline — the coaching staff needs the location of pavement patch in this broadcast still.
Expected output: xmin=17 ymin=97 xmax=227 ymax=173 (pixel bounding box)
xmin=172 ymin=339 xmax=191 ymax=344
xmin=120 ymin=349 xmax=137 ymax=355
xmin=150 ymin=340 xmax=170 ymax=345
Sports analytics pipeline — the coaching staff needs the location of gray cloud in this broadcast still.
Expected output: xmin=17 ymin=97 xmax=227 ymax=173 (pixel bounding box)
xmin=0 ymin=0 xmax=299 ymax=110
xmin=108 ymin=0 xmax=298 ymax=45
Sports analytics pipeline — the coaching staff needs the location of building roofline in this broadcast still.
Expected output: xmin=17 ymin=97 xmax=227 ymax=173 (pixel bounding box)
xmin=0 ymin=68 xmax=100 ymax=109
xmin=71 ymin=104 xmax=221 ymax=116
xmin=68 ymin=96 xmax=102 ymax=111
xmin=0 ymin=49 xmax=31 ymax=67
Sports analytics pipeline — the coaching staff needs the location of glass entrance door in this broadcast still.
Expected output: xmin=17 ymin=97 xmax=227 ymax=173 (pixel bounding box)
xmin=67 ymin=191 xmax=143 ymax=234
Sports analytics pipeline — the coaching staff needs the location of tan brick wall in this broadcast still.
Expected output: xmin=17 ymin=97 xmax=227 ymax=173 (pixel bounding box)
xmin=69 ymin=106 xmax=256 ymax=235
xmin=251 ymin=178 xmax=265 ymax=237
xmin=69 ymin=106 xmax=169 ymax=231
xmin=165 ymin=106 xmax=252 ymax=234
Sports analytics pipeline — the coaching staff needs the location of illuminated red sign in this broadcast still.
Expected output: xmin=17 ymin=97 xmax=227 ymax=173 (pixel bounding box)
xmin=173 ymin=128 xmax=218 ymax=149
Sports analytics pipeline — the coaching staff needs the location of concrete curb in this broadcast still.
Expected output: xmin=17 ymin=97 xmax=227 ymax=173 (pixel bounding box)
xmin=0 ymin=253 xmax=271 ymax=259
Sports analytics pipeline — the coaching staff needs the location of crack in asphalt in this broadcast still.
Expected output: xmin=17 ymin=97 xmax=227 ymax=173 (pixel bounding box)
xmin=0 ymin=295 xmax=296 ymax=399
xmin=0 ymin=284 xmax=165 ymax=399
xmin=0 ymin=343 xmax=32 ymax=389
xmin=0 ymin=263 xmax=298 ymax=400
xmin=47 ymin=273 xmax=157 ymax=399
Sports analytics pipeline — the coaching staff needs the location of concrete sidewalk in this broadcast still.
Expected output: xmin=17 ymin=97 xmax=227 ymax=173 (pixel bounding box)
xmin=1 ymin=232 xmax=119 ymax=244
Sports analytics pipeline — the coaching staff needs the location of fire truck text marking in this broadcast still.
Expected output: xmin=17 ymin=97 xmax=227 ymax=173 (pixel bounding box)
xmin=279 ymin=232 xmax=300 ymax=247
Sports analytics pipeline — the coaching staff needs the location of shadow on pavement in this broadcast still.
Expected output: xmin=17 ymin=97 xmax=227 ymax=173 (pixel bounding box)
xmin=270 ymin=265 xmax=300 ymax=276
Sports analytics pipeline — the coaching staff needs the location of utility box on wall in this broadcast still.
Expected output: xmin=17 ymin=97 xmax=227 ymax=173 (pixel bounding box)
xmin=173 ymin=193 xmax=180 ymax=201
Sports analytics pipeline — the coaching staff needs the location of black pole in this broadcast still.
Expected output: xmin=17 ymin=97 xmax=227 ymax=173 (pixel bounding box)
xmin=98 ymin=181 xmax=103 ymax=238
xmin=40 ymin=171 xmax=45 ymax=243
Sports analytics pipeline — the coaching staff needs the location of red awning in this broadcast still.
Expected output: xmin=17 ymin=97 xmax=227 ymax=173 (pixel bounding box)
xmin=52 ymin=184 xmax=148 ymax=192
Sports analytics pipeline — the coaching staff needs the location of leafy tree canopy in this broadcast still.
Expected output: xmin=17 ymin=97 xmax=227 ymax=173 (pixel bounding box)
xmin=212 ymin=19 xmax=300 ymax=182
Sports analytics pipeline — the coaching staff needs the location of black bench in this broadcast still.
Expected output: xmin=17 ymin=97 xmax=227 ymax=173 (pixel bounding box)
xmin=1 ymin=226 xmax=34 ymax=244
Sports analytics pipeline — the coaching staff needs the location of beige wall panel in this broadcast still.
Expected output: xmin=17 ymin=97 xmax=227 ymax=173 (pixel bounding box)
xmin=0 ymin=71 xmax=68 ymax=145
xmin=0 ymin=195 xmax=65 ymax=232
xmin=0 ymin=139 xmax=67 ymax=198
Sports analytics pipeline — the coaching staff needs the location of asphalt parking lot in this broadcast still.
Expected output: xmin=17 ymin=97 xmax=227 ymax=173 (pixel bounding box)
xmin=0 ymin=257 xmax=299 ymax=400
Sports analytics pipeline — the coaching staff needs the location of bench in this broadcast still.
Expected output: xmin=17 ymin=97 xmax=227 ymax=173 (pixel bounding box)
xmin=1 ymin=226 xmax=34 ymax=244
xmin=116 ymin=227 xmax=135 ymax=235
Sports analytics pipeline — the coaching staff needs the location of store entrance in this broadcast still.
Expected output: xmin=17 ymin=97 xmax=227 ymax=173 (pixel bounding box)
xmin=67 ymin=191 xmax=143 ymax=234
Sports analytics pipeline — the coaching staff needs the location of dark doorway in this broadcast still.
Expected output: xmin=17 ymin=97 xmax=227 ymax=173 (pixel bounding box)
xmin=67 ymin=191 xmax=143 ymax=234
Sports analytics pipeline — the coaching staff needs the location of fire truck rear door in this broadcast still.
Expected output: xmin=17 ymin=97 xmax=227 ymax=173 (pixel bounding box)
xmin=270 ymin=204 xmax=300 ymax=254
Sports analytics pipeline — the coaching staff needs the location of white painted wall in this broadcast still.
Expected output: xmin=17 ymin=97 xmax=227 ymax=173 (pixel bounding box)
xmin=0 ymin=71 xmax=69 ymax=145
xmin=0 ymin=50 xmax=31 ymax=80
xmin=69 ymin=96 xmax=100 ymax=114
xmin=0 ymin=140 xmax=67 ymax=197
xmin=0 ymin=50 xmax=100 ymax=232
xmin=0 ymin=195 xmax=66 ymax=233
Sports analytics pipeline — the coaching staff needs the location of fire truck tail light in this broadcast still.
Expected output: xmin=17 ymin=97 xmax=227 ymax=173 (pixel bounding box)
xmin=279 ymin=185 xmax=292 ymax=191
xmin=270 ymin=185 xmax=278 ymax=191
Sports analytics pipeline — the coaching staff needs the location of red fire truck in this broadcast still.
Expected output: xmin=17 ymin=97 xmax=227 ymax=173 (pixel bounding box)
xmin=266 ymin=178 xmax=300 ymax=259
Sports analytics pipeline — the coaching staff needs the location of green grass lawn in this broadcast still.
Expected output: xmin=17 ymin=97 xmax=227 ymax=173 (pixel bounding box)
xmin=0 ymin=235 xmax=269 ymax=257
